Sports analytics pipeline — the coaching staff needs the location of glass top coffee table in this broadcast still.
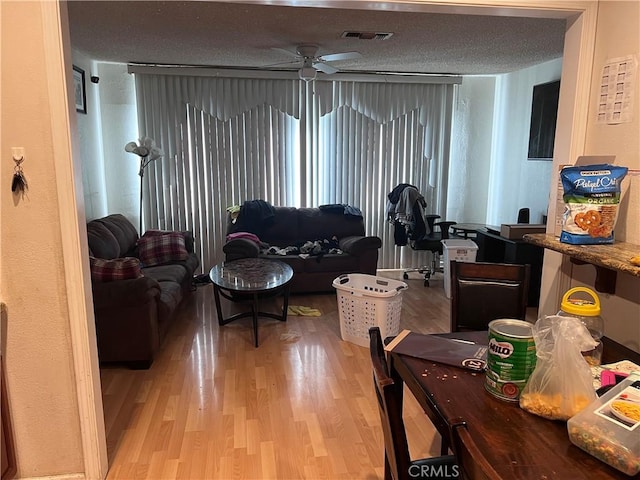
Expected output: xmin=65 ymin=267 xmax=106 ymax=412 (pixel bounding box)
xmin=209 ymin=258 xmax=294 ymax=347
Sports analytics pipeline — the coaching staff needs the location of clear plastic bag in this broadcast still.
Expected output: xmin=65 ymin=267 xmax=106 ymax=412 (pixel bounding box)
xmin=519 ymin=315 xmax=598 ymax=420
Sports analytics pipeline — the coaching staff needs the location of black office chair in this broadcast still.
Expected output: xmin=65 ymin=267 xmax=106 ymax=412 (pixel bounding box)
xmin=403 ymin=214 xmax=457 ymax=287
xmin=450 ymin=261 xmax=530 ymax=332
xmin=517 ymin=208 xmax=530 ymax=224
xmin=386 ymin=184 xmax=455 ymax=287
xmin=368 ymin=327 xmax=458 ymax=480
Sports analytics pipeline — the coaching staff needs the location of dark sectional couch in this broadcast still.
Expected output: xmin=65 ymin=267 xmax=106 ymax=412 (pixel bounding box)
xmin=86 ymin=214 xmax=199 ymax=368
xmin=223 ymin=203 xmax=381 ymax=293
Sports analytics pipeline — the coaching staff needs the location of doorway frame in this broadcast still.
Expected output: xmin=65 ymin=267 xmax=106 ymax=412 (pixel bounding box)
xmin=44 ymin=1 xmax=596 ymax=477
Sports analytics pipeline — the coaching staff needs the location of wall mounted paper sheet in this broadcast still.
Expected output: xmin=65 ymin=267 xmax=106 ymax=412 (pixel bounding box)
xmin=597 ymin=55 xmax=637 ymax=124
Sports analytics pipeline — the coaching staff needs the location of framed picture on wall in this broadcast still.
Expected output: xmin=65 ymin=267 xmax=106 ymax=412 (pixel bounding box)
xmin=73 ymin=65 xmax=87 ymax=114
xmin=527 ymin=80 xmax=560 ymax=161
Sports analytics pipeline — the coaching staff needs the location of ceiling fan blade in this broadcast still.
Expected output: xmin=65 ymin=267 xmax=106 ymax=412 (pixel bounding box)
xmin=261 ymin=59 xmax=300 ymax=68
xmin=314 ymin=62 xmax=339 ymax=75
xmin=318 ymin=51 xmax=362 ymax=62
xmin=271 ymin=47 xmax=300 ymax=58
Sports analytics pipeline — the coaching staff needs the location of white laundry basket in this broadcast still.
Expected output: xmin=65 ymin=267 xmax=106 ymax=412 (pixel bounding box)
xmin=332 ymin=274 xmax=408 ymax=348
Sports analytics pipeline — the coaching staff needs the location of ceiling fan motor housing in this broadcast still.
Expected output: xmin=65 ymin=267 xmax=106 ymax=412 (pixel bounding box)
xmin=296 ymin=44 xmax=319 ymax=58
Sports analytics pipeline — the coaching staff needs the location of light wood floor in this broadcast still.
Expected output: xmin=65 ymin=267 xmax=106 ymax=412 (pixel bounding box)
xmin=100 ymin=270 xmax=533 ymax=479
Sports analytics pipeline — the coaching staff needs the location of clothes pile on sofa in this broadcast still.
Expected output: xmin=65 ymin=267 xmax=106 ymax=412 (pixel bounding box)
xmin=264 ymin=237 xmax=342 ymax=258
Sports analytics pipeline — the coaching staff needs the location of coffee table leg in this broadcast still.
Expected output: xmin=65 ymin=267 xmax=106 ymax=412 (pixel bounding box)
xmin=281 ymin=284 xmax=291 ymax=322
xmin=213 ymin=284 xmax=226 ymax=325
xmin=252 ymin=293 xmax=259 ymax=347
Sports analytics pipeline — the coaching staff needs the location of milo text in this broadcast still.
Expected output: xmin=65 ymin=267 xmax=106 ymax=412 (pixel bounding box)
xmin=489 ymin=338 xmax=514 ymax=358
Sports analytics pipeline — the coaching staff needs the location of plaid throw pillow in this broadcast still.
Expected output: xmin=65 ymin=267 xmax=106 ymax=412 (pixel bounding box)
xmin=90 ymin=257 xmax=143 ymax=282
xmin=138 ymin=232 xmax=188 ymax=266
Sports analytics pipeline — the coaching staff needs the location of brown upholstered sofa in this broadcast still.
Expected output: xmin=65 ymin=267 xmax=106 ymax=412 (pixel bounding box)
xmin=86 ymin=214 xmax=199 ymax=368
xmin=222 ymin=203 xmax=381 ymax=293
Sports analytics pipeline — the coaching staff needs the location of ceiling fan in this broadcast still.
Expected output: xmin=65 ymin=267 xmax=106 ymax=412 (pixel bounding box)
xmin=269 ymin=44 xmax=362 ymax=81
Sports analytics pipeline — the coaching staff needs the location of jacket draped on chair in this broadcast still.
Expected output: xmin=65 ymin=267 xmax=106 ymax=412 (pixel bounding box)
xmin=386 ymin=184 xmax=429 ymax=246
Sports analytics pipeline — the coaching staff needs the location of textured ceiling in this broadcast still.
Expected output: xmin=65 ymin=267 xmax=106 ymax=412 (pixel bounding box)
xmin=68 ymin=1 xmax=566 ymax=76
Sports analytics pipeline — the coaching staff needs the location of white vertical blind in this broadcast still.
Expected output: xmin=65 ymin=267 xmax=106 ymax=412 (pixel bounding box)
xmin=176 ymin=104 xmax=300 ymax=269
xmin=134 ymin=75 xmax=302 ymax=268
xmin=133 ymin=73 xmax=455 ymax=271
xmin=310 ymin=81 xmax=456 ymax=270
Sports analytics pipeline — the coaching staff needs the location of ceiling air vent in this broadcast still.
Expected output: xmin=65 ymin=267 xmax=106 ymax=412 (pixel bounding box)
xmin=341 ymin=31 xmax=394 ymax=40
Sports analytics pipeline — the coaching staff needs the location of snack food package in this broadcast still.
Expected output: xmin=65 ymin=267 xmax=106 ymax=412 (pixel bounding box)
xmin=567 ymin=372 xmax=640 ymax=476
xmin=560 ymin=164 xmax=628 ymax=244
xmin=519 ymin=315 xmax=598 ymax=421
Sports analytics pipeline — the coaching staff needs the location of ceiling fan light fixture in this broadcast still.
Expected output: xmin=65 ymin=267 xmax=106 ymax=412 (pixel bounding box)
xmin=299 ymin=66 xmax=317 ymax=82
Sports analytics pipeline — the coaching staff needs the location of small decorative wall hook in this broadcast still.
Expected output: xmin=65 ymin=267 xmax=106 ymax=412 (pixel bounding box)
xmin=11 ymin=151 xmax=28 ymax=197
xmin=11 ymin=147 xmax=25 ymax=162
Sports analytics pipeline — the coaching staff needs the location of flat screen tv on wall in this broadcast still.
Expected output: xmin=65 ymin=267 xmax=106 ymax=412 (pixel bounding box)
xmin=527 ymin=79 xmax=560 ymax=161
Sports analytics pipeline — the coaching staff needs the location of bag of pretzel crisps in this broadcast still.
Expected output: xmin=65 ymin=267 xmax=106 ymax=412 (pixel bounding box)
xmin=560 ymin=164 xmax=628 ymax=245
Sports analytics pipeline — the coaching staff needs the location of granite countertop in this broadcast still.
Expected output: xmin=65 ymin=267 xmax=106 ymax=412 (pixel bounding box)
xmin=522 ymin=233 xmax=640 ymax=277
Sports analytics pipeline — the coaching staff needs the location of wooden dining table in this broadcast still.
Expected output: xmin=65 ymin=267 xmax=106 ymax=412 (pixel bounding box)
xmin=387 ymin=330 xmax=634 ymax=479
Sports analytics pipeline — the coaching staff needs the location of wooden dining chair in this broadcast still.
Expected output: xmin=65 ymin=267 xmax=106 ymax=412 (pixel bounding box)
xmin=368 ymin=327 xmax=458 ymax=480
xmin=450 ymin=261 xmax=530 ymax=332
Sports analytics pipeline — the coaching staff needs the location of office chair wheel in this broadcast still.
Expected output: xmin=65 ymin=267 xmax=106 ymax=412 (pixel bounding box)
xmin=423 ymin=270 xmax=432 ymax=287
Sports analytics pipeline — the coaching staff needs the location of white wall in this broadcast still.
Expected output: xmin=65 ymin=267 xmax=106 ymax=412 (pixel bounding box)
xmin=448 ymin=59 xmax=561 ymax=225
xmin=73 ymin=52 xmax=107 ymax=220
xmin=448 ymin=76 xmax=495 ymax=223
xmin=97 ymin=63 xmax=139 ymax=223
xmin=490 ymin=59 xmax=561 ymax=225
xmin=73 ymin=59 xmax=138 ymax=226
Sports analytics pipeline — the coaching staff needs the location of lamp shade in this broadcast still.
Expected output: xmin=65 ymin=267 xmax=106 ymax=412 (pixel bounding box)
xmin=125 ymin=137 xmax=163 ymax=160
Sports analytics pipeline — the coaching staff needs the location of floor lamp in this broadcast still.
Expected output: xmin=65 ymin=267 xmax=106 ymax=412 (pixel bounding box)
xmin=125 ymin=137 xmax=163 ymax=234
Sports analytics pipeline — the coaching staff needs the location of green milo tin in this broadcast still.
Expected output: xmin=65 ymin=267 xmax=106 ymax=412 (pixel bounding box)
xmin=485 ymin=319 xmax=536 ymax=402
